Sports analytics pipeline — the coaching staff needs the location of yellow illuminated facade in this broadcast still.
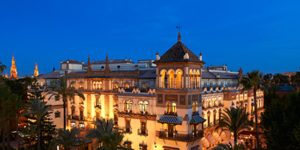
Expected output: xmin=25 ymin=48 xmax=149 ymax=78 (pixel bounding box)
xmin=38 ymin=33 xmax=264 ymax=150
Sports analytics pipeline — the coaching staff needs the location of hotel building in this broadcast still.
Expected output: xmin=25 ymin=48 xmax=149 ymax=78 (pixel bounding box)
xmin=38 ymin=33 xmax=264 ymax=150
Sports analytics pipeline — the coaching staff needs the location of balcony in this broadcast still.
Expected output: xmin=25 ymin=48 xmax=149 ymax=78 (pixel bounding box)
xmin=118 ymin=111 xmax=156 ymax=121
xmin=68 ymin=115 xmax=85 ymax=121
xmin=138 ymin=129 xmax=148 ymax=136
xmin=164 ymin=111 xmax=178 ymax=116
xmin=122 ymin=127 xmax=132 ymax=134
xmin=157 ymin=130 xmax=203 ymax=142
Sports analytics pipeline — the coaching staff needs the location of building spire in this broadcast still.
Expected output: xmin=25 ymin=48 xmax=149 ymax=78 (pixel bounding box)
xmin=104 ymin=53 xmax=110 ymax=73
xmin=87 ymin=55 xmax=92 ymax=73
xmin=34 ymin=63 xmax=39 ymax=77
xmin=10 ymin=55 xmax=18 ymax=79
xmin=176 ymin=25 xmax=182 ymax=42
xmin=177 ymin=32 xmax=181 ymax=42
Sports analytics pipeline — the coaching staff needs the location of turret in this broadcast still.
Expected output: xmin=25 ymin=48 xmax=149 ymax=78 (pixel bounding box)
xmin=34 ymin=63 xmax=39 ymax=77
xmin=10 ymin=56 xmax=18 ymax=79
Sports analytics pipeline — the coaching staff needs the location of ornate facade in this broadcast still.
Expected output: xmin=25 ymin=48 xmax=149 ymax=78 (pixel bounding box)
xmin=38 ymin=33 xmax=264 ymax=150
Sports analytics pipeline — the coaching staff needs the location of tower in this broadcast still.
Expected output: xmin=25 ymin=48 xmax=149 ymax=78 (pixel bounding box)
xmin=87 ymin=55 xmax=92 ymax=73
xmin=34 ymin=63 xmax=39 ymax=77
xmin=104 ymin=53 xmax=110 ymax=73
xmin=154 ymin=32 xmax=205 ymax=149
xmin=10 ymin=56 xmax=18 ymax=79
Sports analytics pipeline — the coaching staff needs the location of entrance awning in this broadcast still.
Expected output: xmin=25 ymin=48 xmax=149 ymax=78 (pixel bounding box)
xmin=158 ymin=115 xmax=182 ymax=125
xmin=190 ymin=115 xmax=206 ymax=124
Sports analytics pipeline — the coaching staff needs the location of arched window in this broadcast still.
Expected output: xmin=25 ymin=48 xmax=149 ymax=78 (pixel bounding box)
xmin=160 ymin=70 xmax=167 ymax=88
xmin=125 ymin=100 xmax=133 ymax=113
xmin=113 ymin=82 xmax=119 ymax=90
xmin=139 ymin=101 xmax=149 ymax=114
xmin=168 ymin=70 xmax=175 ymax=88
xmin=175 ymin=69 xmax=183 ymax=88
xmin=166 ymin=102 xmax=177 ymax=114
xmin=92 ymin=81 xmax=102 ymax=90
xmin=192 ymin=101 xmax=198 ymax=112
xmin=171 ymin=102 xmax=176 ymax=113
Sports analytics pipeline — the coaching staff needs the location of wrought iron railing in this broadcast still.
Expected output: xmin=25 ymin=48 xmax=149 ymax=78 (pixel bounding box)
xmin=157 ymin=130 xmax=203 ymax=142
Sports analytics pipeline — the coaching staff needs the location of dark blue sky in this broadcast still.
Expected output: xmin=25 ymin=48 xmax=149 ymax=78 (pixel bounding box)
xmin=1 ymin=0 xmax=300 ymax=75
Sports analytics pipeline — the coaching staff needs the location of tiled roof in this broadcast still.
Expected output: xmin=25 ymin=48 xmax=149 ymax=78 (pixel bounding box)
xmin=190 ymin=114 xmax=206 ymax=124
xmin=139 ymin=69 xmax=156 ymax=79
xmin=91 ymin=59 xmax=132 ymax=64
xmin=202 ymin=69 xmax=239 ymax=79
xmin=158 ymin=115 xmax=182 ymax=125
xmin=158 ymin=41 xmax=200 ymax=63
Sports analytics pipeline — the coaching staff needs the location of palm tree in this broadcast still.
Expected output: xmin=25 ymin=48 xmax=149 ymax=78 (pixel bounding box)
xmin=213 ymin=143 xmax=246 ymax=150
xmin=47 ymin=77 xmax=85 ymax=130
xmin=53 ymin=128 xmax=83 ymax=150
xmin=23 ymin=99 xmax=51 ymax=150
xmin=218 ymin=107 xmax=251 ymax=148
xmin=86 ymin=119 xmax=124 ymax=150
xmin=240 ymin=71 xmax=263 ymax=149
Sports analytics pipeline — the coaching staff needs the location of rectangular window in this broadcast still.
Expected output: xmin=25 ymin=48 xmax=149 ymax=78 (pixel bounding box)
xmin=179 ymin=95 xmax=186 ymax=105
xmin=54 ymin=111 xmax=60 ymax=118
xmin=139 ymin=144 xmax=147 ymax=150
xmin=139 ymin=121 xmax=147 ymax=136
xmin=157 ymin=94 xmax=163 ymax=104
xmin=125 ymin=119 xmax=131 ymax=133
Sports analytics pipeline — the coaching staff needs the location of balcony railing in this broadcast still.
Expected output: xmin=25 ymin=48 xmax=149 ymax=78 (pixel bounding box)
xmin=138 ymin=129 xmax=148 ymax=136
xmin=157 ymin=130 xmax=203 ymax=142
xmin=123 ymin=127 xmax=132 ymax=134
xmin=164 ymin=111 xmax=178 ymax=116
xmin=68 ymin=115 xmax=85 ymax=121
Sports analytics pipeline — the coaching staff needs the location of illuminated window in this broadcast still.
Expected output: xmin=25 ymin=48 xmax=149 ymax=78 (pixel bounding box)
xmin=93 ymin=81 xmax=102 ymax=90
xmin=166 ymin=102 xmax=177 ymax=114
xmin=168 ymin=70 xmax=175 ymax=88
xmin=113 ymin=82 xmax=119 ymax=90
xmin=192 ymin=101 xmax=198 ymax=112
xmin=125 ymin=100 xmax=133 ymax=113
xmin=160 ymin=70 xmax=167 ymax=88
xmin=54 ymin=111 xmax=60 ymax=118
xmin=79 ymin=123 xmax=85 ymax=128
xmin=139 ymin=101 xmax=149 ymax=114
xmin=176 ymin=70 xmax=183 ymax=88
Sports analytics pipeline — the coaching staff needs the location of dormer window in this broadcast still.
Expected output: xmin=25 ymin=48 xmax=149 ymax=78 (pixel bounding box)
xmin=183 ymin=52 xmax=189 ymax=60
